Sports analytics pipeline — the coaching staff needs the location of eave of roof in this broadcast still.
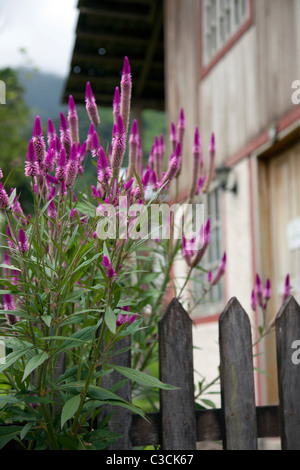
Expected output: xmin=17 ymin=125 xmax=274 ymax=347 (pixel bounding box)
xmin=62 ymin=0 xmax=165 ymax=111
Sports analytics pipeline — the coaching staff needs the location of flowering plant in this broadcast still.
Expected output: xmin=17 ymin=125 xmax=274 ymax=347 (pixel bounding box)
xmin=0 ymin=57 xmax=224 ymax=449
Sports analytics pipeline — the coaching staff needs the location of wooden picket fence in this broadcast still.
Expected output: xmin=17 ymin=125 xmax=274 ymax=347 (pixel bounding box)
xmin=103 ymin=295 xmax=300 ymax=450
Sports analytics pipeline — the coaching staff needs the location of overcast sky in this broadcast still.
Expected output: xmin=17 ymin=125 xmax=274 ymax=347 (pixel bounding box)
xmin=0 ymin=0 xmax=78 ymax=76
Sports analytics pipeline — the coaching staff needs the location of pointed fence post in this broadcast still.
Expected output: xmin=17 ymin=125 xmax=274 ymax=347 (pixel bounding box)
xmin=276 ymin=295 xmax=300 ymax=450
xmin=219 ymin=297 xmax=258 ymax=450
xmin=98 ymin=336 xmax=132 ymax=450
xmin=158 ymin=298 xmax=196 ymax=450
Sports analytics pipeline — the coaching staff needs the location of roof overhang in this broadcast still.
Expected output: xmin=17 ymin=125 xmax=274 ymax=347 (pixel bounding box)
xmin=62 ymin=0 xmax=165 ymax=111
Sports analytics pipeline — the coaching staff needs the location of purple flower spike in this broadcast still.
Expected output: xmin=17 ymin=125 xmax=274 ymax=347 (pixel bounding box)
xmin=211 ymin=252 xmax=226 ymax=286
xmin=65 ymin=143 xmax=79 ymax=188
xmin=203 ymin=132 xmax=216 ymax=193
xmin=170 ymin=121 xmax=177 ymax=154
xmin=97 ymin=147 xmax=112 ymax=186
xmin=25 ymin=139 xmax=39 ymax=178
xmin=160 ymin=141 xmax=182 ymax=188
xmin=55 ymin=148 xmax=67 ymax=183
xmin=3 ymin=293 xmax=17 ymax=325
xmin=91 ymin=131 xmax=100 ymax=158
xmin=0 ymin=183 xmax=10 ymax=210
xmin=85 ymin=81 xmax=100 ymax=127
xmin=103 ymin=254 xmax=110 ymax=269
xmin=263 ymin=278 xmax=272 ymax=302
xmin=113 ymin=86 xmax=121 ymax=124
xmin=188 ymin=126 xmax=202 ymax=200
xmin=68 ymin=95 xmax=79 ymax=144
xmin=86 ymin=123 xmax=95 ymax=152
xmin=251 ymin=289 xmax=257 ymax=311
xmin=103 ymin=254 xmax=117 ymax=280
xmin=282 ymin=274 xmax=291 ymax=303
xmin=18 ymin=227 xmax=29 ymax=253
xmin=255 ymin=273 xmax=264 ymax=308
xmin=110 ymin=114 xmax=126 ymax=175
xmin=142 ymin=168 xmax=151 ymax=188
xmin=60 ymin=112 xmax=72 ymax=158
xmin=32 ymin=116 xmax=46 ymax=164
xmin=47 ymin=118 xmax=57 ymax=147
xmin=120 ymin=56 xmax=132 ymax=136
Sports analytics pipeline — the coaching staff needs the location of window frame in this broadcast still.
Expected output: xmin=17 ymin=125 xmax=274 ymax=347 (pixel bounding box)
xmin=199 ymin=0 xmax=254 ymax=79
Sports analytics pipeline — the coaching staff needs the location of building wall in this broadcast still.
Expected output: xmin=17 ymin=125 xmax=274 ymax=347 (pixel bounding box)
xmin=164 ymin=0 xmax=200 ymax=196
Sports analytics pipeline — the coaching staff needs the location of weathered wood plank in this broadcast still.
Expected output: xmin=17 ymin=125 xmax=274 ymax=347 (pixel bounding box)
xmin=219 ymin=297 xmax=258 ymax=450
xmin=98 ymin=336 xmax=132 ymax=450
xmin=275 ymin=295 xmax=300 ymax=450
xmin=130 ymin=406 xmax=280 ymax=447
xmin=158 ymin=298 xmax=196 ymax=450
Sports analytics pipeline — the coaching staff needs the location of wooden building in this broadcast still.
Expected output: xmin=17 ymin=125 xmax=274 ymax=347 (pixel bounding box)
xmin=65 ymin=0 xmax=300 ymax=406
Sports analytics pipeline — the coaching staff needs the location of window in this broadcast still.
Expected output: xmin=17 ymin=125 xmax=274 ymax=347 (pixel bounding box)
xmin=193 ymin=184 xmax=224 ymax=317
xmin=202 ymin=0 xmax=251 ymax=68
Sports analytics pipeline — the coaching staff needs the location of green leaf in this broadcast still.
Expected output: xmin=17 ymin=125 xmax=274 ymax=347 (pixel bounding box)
xmin=41 ymin=315 xmax=52 ymax=327
xmin=0 ymin=425 xmax=23 ymax=450
xmin=22 ymin=351 xmax=49 ymax=382
xmin=110 ymin=365 xmax=179 ymax=391
xmin=105 ymin=307 xmax=116 ymax=334
xmin=20 ymin=422 xmax=32 ymax=440
xmin=61 ymin=394 xmax=81 ymax=428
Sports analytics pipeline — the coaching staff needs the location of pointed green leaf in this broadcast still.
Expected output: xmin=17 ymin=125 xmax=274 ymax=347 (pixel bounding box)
xmin=22 ymin=351 xmax=49 ymax=382
xmin=61 ymin=394 xmax=81 ymax=428
xmin=111 ymin=365 xmax=179 ymax=390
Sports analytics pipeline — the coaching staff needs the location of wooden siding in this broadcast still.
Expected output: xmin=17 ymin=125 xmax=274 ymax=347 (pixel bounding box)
xmin=165 ymin=0 xmax=300 ymax=183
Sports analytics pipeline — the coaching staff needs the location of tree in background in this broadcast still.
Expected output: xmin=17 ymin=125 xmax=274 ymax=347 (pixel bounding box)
xmin=0 ymin=67 xmax=32 ymax=212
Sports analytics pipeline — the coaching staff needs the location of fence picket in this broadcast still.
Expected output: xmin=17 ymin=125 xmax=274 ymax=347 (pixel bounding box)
xmin=219 ymin=297 xmax=258 ymax=450
xmin=158 ymin=298 xmax=196 ymax=450
xmin=275 ymin=295 xmax=300 ymax=450
xmin=98 ymin=336 xmax=132 ymax=450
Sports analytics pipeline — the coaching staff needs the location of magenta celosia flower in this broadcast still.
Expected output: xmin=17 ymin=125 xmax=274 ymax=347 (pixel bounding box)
xmin=86 ymin=123 xmax=95 ymax=152
xmin=97 ymin=147 xmax=112 ymax=186
xmin=170 ymin=121 xmax=177 ymax=154
xmin=177 ymin=107 xmax=185 ymax=152
xmin=127 ymin=119 xmax=139 ymax=179
xmin=113 ymin=86 xmax=121 ymax=124
xmin=65 ymin=143 xmax=79 ymax=189
xmin=251 ymin=289 xmax=257 ymax=311
xmin=47 ymin=118 xmax=57 ymax=147
xmin=91 ymin=131 xmax=100 ymax=158
xmin=32 ymin=116 xmax=46 ymax=164
xmin=60 ymin=112 xmax=72 ymax=158
xmin=263 ymin=278 xmax=271 ymax=302
xmin=117 ymin=312 xmax=138 ymax=327
xmin=102 ymin=254 xmax=116 ymax=280
xmin=142 ymin=167 xmax=151 ymax=189
xmin=254 ymin=273 xmax=264 ymax=308
xmin=85 ymin=81 xmax=100 ymax=127
xmin=68 ymin=95 xmax=79 ymax=144
xmin=282 ymin=274 xmax=291 ymax=303
xmin=55 ymin=148 xmax=67 ymax=183
xmin=0 ymin=182 xmax=10 ymax=210
xmin=0 ymin=168 xmax=3 ymax=180
xmin=210 ymin=252 xmax=226 ymax=286
xmin=160 ymin=141 xmax=182 ymax=187
xmin=120 ymin=56 xmax=132 ymax=136
xmin=188 ymin=126 xmax=202 ymax=200
xmin=18 ymin=227 xmax=29 ymax=253
xmin=3 ymin=293 xmax=18 ymax=325
xmin=110 ymin=114 xmax=126 ymax=175
xmin=25 ymin=139 xmax=39 ymax=178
